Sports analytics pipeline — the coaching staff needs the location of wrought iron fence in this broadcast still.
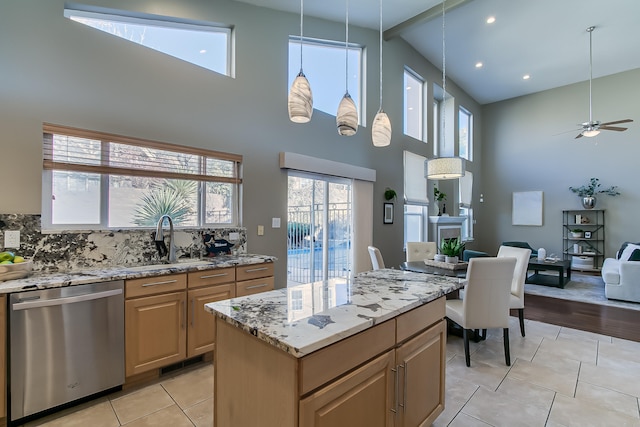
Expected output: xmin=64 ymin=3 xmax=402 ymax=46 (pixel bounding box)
xmin=287 ymin=203 xmax=351 ymax=284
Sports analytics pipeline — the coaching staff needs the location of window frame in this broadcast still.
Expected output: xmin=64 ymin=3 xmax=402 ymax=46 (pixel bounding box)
xmin=41 ymin=123 xmax=242 ymax=231
xmin=459 ymin=106 xmax=473 ymax=161
xmin=288 ymin=36 xmax=365 ymax=125
xmin=64 ymin=5 xmax=233 ymax=77
xmin=403 ymin=67 xmax=425 ymax=142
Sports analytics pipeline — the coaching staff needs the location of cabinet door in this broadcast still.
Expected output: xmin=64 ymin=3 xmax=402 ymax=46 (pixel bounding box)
xmin=187 ymin=284 xmax=235 ymax=357
xmin=125 ymin=291 xmax=186 ymax=376
xmin=0 ymin=295 xmax=5 ymax=418
xmin=299 ymin=350 xmax=395 ymax=427
xmin=395 ymin=320 xmax=446 ymax=427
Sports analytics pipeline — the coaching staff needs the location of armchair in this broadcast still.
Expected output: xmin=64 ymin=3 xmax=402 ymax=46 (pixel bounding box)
xmin=501 ymin=241 xmax=538 ymax=259
xmin=602 ymin=242 xmax=640 ymax=302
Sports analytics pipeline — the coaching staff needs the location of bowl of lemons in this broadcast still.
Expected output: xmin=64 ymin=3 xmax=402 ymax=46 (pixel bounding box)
xmin=0 ymin=251 xmax=33 ymax=282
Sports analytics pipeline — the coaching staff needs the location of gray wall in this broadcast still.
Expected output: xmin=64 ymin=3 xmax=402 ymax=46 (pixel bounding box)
xmin=480 ymin=68 xmax=640 ymax=258
xmin=0 ymin=0 xmax=481 ymax=283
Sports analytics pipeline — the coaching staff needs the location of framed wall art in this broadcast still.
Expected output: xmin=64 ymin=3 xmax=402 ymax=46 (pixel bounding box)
xmin=512 ymin=191 xmax=543 ymax=226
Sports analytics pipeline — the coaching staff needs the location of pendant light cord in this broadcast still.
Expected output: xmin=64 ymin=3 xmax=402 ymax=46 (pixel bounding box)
xmin=299 ymin=0 xmax=304 ymax=72
xmin=345 ymin=0 xmax=349 ymax=95
xmin=588 ymin=26 xmax=593 ymax=122
xmin=378 ymin=0 xmax=383 ymax=109
xmin=441 ymin=0 xmax=446 ymax=142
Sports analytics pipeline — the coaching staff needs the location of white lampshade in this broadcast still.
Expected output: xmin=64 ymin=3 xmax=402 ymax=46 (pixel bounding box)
xmin=336 ymin=93 xmax=358 ymax=136
xmin=288 ymin=71 xmax=313 ymax=123
xmin=426 ymin=157 xmax=466 ymax=180
xmin=371 ymin=110 xmax=391 ymax=147
xmin=582 ymin=129 xmax=600 ymax=137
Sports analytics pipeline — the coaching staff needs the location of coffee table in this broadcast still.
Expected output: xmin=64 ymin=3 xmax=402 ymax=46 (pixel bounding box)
xmin=526 ymin=258 xmax=571 ymax=288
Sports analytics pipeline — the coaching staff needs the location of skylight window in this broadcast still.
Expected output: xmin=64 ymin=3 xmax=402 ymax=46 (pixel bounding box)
xmin=64 ymin=6 xmax=232 ymax=76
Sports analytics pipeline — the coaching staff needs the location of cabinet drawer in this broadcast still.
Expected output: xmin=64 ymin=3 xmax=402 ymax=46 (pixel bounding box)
xmin=188 ymin=267 xmax=235 ymax=289
xmin=126 ymin=273 xmax=187 ymax=299
xmin=236 ymin=263 xmax=274 ymax=281
xmin=396 ymin=296 xmax=445 ymax=343
xmin=299 ymin=319 xmax=395 ymax=396
xmin=236 ymin=277 xmax=274 ymax=297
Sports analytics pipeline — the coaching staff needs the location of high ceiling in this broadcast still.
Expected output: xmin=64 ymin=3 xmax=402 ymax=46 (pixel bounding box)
xmin=234 ymin=0 xmax=640 ymax=105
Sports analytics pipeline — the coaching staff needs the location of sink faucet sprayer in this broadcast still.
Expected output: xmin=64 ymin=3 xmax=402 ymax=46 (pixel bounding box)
xmin=155 ymin=215 xmax=177 ymax=263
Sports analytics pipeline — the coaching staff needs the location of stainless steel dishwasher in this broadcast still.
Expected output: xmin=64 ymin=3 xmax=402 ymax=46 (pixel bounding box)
xmin=9 ymin=280 xmax=124 ymax=422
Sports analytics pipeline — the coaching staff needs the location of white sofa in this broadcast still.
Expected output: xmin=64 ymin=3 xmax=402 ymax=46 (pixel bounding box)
xmin=602 ymin=242 xmax=640 ymax=303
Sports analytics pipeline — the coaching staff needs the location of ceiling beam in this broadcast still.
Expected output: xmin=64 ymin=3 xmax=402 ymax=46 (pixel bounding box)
xmin=383 ymin=0 xmax=474 ymax=41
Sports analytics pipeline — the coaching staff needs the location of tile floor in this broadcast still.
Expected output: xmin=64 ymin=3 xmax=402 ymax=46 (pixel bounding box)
xmin=22 ymin=317 xmax=640 ymax=426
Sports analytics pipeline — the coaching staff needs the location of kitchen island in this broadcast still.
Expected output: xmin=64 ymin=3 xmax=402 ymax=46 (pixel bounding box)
xmin=205 ymin=268 xmax=463 ymax=427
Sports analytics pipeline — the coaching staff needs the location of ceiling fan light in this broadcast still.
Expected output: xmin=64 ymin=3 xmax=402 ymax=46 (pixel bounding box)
xmin=372 ymin=110 xmax=391 ymax=147
xmin=288 ymin=71 xmax=313 ymax=123
xmin=337 ymin=93 xmax=358 ymax=136
xmin=582 ymin=129 xmax=600 ymax=137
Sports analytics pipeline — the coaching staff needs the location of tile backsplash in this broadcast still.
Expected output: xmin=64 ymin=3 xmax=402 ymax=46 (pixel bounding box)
xmin=0 ymin=214 xmax=246 ymax=273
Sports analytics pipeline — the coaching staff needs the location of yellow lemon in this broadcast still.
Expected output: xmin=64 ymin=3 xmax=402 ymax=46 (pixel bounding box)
xmin=13 ymin=256 xmax=25 ymax=263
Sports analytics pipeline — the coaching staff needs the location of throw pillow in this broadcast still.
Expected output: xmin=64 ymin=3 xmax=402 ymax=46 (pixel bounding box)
xmin=629 ymin=249 xmax=640 ymax=262
xmin=619 ymin=243 xmax=640 ymax=261
xmin=617 ymin=241 xmax=640 ymax=259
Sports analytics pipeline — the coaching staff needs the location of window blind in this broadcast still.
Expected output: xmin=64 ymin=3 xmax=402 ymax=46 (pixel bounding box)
xmin=403 ymin=151 xmax=429 ymax=205
xmin=43 ymin=123 xmax=242 ymax=184
xmin=459 ymin=171 xmax=473 ymax=208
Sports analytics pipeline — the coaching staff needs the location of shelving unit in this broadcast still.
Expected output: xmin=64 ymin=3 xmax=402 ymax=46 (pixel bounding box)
xmin=562 ymin=209 xmax=605 ymax=272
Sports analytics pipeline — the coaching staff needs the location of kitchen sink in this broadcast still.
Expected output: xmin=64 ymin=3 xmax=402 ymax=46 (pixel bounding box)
xmin=124 ymin=259 xmax=214 ymax=272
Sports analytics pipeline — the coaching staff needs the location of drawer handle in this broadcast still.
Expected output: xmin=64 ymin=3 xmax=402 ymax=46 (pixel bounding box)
xmin=142 ymin=279 xmax=178 ymax=287
xmin=244 ymin=267 xmax=268 ymax=273
xmin=199 ymin=272 xmax=229 ymax=279
xmin=191 ymin=299 xmax=195 ymax=327
xmin=181 ymin=300 xmax=186 ymax=329
xmin=391 ymin=367 xmax=398 ymax=414
xmin=399 ymin=363 xmax=407 ymax=413
xmin=245 ymin=283 xmax=268 ymax=290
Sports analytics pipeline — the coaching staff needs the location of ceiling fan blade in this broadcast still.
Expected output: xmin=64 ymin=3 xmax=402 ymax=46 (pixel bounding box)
xmin=600 ymin=119 xmax=633 ymax=126
xmin=600 ymin=126 xmax=627 ymax=132
xmin=575 ymin=133 xmax=584 ymax=139
xmin=553 ymin=129 xmax=581 ymax=136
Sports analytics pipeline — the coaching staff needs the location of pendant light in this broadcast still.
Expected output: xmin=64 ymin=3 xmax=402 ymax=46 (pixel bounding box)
xmin=371 ymin=0 xmax=391 ymax=147
xmin=288 ymin=0 xmax=313 ymax=123
xmin=336 ymin=0 xmax=358 ymax=136
xmin=426 ymin=0 xmax=465 ymax=180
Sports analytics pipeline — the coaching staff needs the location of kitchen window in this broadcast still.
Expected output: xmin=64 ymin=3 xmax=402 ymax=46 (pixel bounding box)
xmin=459 ymin=106 xmax=473 ymax=161
xmin=42 ymin=124 xmax=242 ymax=230
xmin=404 ymin=68 xmax=425 ymax=142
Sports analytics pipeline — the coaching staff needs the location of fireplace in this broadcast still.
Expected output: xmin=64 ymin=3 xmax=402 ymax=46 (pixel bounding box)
xmin=428 ymin=216 xmax=467 ymax=244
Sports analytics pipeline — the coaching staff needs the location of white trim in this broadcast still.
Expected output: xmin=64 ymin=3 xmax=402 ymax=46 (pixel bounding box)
xmin=279 ymin=152 xmax=376 ymax=182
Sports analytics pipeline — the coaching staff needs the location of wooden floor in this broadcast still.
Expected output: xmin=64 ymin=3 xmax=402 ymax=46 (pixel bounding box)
xmin=515 ymin=294 xmax=640 ymax=342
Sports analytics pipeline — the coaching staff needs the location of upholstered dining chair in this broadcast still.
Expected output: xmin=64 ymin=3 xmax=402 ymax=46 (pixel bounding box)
xmin=406 ymin=242 xmax=438 ymax=262
xmin=497 ymin=245 xmax=531 ymax=337
xmin=368 ymin=246 xmax=385 ymax=270
xmin=446 ymin=257 xmax=517 ymax=367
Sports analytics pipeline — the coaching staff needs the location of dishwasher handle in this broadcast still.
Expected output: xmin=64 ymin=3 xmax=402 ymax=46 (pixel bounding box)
xmin=12 ymin=288 xmax=123 ymax=311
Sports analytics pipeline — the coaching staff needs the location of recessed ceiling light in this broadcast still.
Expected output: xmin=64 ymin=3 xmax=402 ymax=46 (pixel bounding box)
xmin=199 ymin=49 xmax=207 ymax=54
xmin=408 ymin=107 xmax=414 ymax=111
xmin=486 ymin=16 xmax=496 ymax=24
xmin=406 ymin=86 xmax=412 ymax=90
xmin=523 ymin=74 xmax=531 ymax=80
xmin=475 ymin=62 xmax=483 ymax=68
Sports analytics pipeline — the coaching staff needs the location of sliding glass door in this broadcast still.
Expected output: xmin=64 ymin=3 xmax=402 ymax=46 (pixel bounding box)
xmin=287 ymin=172 xmax=352 ymax=285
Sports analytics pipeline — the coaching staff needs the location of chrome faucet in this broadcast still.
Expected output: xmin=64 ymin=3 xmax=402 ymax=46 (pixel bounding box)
xmin=155 ymin=215 xmax=177 ymax=263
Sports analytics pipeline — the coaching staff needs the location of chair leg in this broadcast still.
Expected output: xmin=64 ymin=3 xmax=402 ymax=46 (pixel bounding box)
xmin=463 ymin=329 xmax=471 ymax=367
xmin=518 ymin=308 xmax=525 ymax=337
xmin=503 ymin=328 xmax=511 ymax=366
xmin=481 ymin=329 xmax=487 ymax=340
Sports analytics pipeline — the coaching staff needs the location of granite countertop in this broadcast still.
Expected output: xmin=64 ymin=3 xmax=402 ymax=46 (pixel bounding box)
xmin=205 ymin=268 xmax=463 ymax=358
xmin=0 ymin=254 xmax=276 ymax=294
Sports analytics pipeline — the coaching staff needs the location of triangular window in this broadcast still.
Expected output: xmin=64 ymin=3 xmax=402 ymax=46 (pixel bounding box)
xmin=64 ymin=6 xmax=232 ymax=76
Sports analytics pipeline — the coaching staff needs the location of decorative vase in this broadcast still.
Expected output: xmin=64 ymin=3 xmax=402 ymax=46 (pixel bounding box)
xmin=445 ymin=255 xmax=458 ymax=264
xmin=581 ymin=196 xmax=596 ymax=210
xmin=537 ymin=248 xmax=546 ymax=261
xmin=442 ymin=203 xmax=447 ymax=215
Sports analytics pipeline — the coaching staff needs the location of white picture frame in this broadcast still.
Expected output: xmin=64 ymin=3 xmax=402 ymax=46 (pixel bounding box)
xmin=512 ymin=191 xmax=543 ymax=226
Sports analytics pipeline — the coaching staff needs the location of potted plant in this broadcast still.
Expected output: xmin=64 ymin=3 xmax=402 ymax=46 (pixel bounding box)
xmin=433 ymin=185 xmax=447 ymax=216
xmin=384 ymin=187 xmax=397 ymax=202
xmin=569 ymin=177 xmax=620 ymax=209
xmin=440 ymin=237 xmax=465 ymax=264
xmin=570 ymin=228 xmax=584 ymax=238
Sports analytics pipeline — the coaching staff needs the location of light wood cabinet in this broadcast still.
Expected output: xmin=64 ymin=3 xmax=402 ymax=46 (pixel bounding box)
xmin=395 ymin=321 xmax=446 ymax=427
xmin=214 ymin=296 xmax=446 ymax=427
xmin=299 ymin=350 xmax=395 ymax=427
xmin=0 ymin=295 xmax=5 ymax=419
xmin=125 ymin=290 xmax=187 ymax=376
xmin=125 ymin=263 xmax=273 ymax=378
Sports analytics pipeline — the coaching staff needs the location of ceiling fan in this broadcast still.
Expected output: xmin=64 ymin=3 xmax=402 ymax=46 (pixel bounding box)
xmin=574 ymin=26 xmax=633 ymax=139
